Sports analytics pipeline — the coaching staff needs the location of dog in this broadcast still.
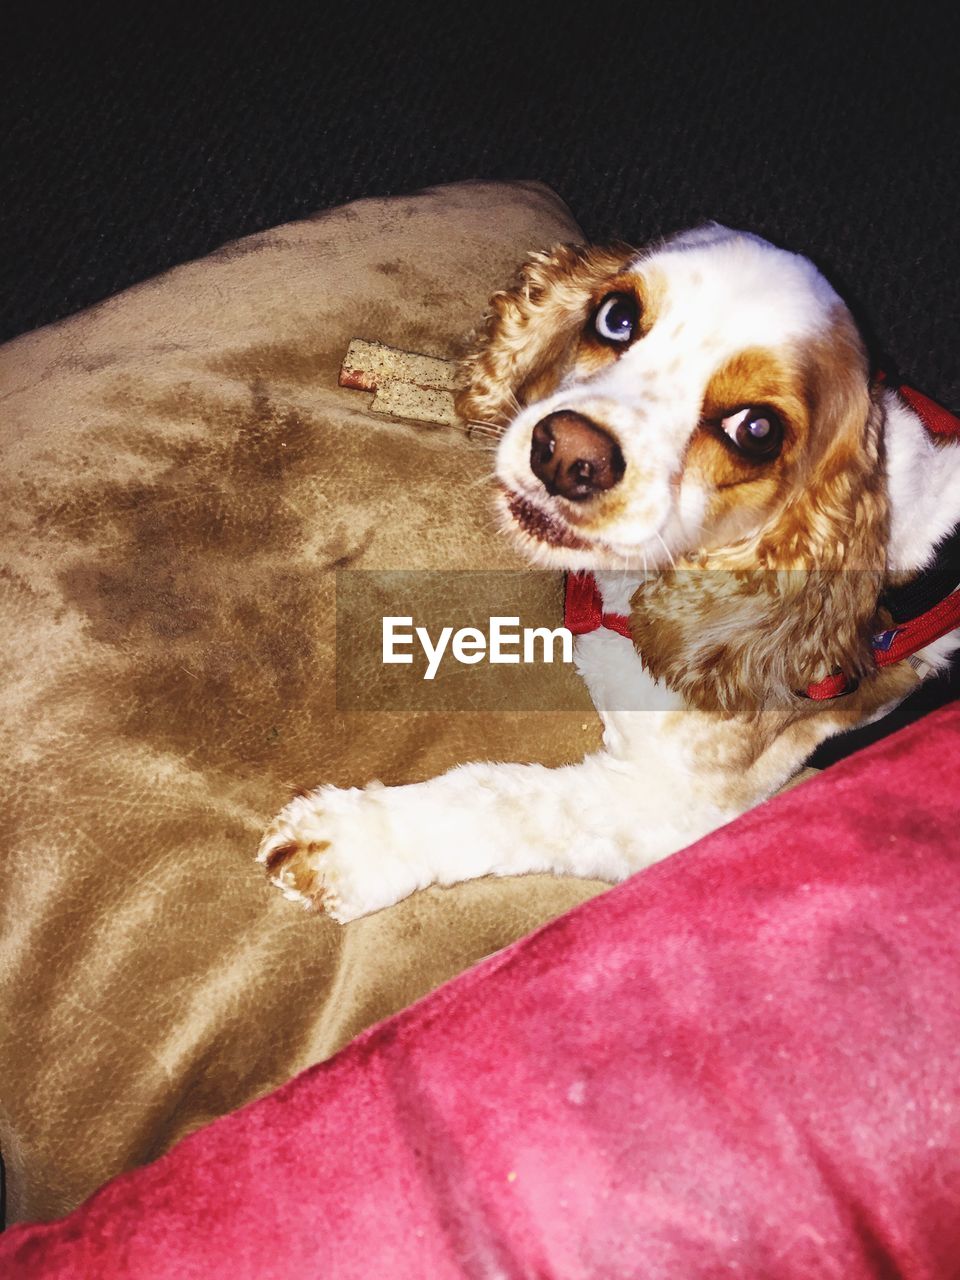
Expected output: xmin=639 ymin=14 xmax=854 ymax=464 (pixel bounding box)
xmin=258 ymin=224 xmax=960 ymax=922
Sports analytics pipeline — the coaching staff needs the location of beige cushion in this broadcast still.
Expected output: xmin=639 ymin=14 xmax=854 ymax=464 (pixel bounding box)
xmin=0 ymin=181 xmax=612 ymax=1223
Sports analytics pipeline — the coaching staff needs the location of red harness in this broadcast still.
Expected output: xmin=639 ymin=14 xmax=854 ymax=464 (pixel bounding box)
xmin=563 ymin=384 xmax=960 ymax=700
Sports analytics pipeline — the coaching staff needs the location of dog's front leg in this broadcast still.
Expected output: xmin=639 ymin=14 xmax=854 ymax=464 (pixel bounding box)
xmin=257 ymin=722 xmax=730 ymax=922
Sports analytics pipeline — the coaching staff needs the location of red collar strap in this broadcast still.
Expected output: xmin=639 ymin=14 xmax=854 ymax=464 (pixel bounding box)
xmin=564 ymin=382 xmax=960 ymax=702
xmin=564 ymin=571 xmax=633 ymax=640
xmin=806 ymin=380 xmax=960 ymax=698
xmin=881 ymin=376 xmax=960 ymax=439
xmin=564 ymin=573 xmax=960 ymax=702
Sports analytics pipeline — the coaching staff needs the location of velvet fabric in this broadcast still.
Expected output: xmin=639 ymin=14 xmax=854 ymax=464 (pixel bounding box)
xmin=0 ymin=180 xmax=610 ymax=1224
xmin=3 ymin=702 xmax=958 ymax=1278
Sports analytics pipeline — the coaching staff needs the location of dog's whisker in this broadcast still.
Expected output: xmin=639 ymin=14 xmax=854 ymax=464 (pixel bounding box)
xmin=464 ymin=466 xmax=499 ymax=489
xmin=654 ymin=532 xmax=676 ymax=569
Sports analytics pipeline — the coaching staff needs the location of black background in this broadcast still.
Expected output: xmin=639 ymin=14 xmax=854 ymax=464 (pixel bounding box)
xmin=2 ymin=0 xmax=957 ymax=755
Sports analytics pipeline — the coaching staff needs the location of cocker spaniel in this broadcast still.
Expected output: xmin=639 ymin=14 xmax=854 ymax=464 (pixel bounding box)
xmin=259 ymin=224 xmax=960 ymax=921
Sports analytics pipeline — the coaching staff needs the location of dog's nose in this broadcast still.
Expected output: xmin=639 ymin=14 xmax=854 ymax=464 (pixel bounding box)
xmin=529 ymin=411 xmax=625 ymax=502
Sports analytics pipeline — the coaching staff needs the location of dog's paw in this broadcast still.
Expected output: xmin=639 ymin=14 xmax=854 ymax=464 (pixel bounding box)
xmin=256 ymin=785 xmax=417 ymax=923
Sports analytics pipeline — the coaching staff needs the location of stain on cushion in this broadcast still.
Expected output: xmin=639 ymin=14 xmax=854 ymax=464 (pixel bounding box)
xmin=0 ymin=181 xmax=607 ymax=1224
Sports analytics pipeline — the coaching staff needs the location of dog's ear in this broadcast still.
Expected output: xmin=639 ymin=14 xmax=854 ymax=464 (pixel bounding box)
xmin=751 ymin=315 xmax=888 ymax=700
xmin=635 ymin=311 xmax=889 ymax=716
xmin=456 ymin=243 xmax=631 ymax=428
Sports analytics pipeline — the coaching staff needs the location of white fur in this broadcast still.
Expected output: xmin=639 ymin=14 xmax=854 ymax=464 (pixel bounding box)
xmin=882 ymin=388 xmax=960 ymax=672
xmin=884 ymin=390 xmax=960 ymax=572
xmin=259 ymin=229 xmax=960 ymax=922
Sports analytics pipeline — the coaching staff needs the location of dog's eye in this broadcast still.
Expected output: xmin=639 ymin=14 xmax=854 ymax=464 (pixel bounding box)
xmin=719 ymin=406 xmax=783 ymax=459
xmin=592 ymin=293 xmax=639 ymax=345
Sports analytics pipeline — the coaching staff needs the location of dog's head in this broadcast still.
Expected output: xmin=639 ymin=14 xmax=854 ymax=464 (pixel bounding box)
xmin=458 ymin=226 xmax=890 ymax=710
xmin=460 ymin=224 xmax=885 ymax=573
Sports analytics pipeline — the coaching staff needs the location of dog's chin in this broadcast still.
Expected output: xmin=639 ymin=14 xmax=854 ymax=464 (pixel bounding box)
xmin=497 ymin=487 xmax=669 ymax=572
xmin=502 ymin=490 xmax=588 ymax=550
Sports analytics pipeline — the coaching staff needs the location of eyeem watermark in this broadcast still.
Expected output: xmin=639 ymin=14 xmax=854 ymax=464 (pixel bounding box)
xmin=383 ymin=616 xmax=573 ymax=680
xmin=335 ymin=569 xmax=593 ymax=712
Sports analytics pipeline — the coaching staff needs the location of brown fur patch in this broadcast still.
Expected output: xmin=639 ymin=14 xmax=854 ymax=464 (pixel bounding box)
xmin=455 ymin=243 xmax=635 ymax=425
xmin=279 ymin=842 xmax=332 ymax=901
xmin=563 ymin=266 xmax=666 ymax=381
xmin=684 ymin=345 xmax=807 ymax=545
xmin=635 ymin=311 xmax=887 ymax=716
xmin=456 ymin=252 xmax=671 ymax=426
xmin=263 ymin=842 xmax=299 ymax=873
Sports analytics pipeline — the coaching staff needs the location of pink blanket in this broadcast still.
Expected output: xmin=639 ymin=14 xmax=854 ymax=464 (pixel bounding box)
xmin=4 ymin=702 xmax=960 ymax=1278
